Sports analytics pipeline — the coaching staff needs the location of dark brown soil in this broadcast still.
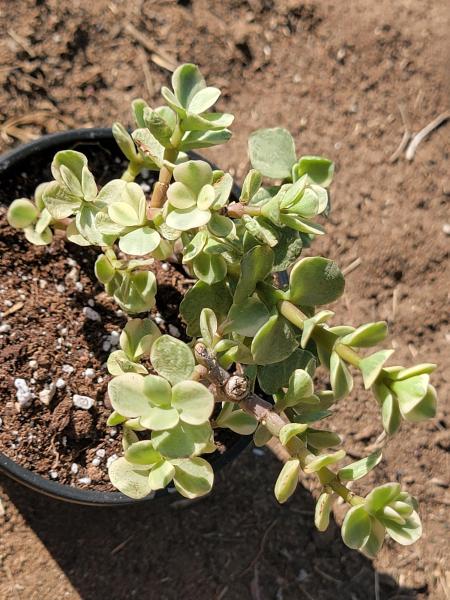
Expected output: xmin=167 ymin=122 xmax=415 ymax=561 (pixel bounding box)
xmin=0 ymin=0 xmax=449 ymax=599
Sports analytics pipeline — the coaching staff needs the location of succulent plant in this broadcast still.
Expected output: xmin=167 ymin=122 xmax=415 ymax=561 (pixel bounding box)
xmin=7 ymin=63 xmax=439 ymax=557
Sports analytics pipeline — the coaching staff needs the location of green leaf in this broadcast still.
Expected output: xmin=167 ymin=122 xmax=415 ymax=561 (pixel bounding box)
xmin=43 ymin=181 xmax=81 ymax=219
xmin=7 ymin=199 xmax=38 ymax=229
xmin=143 ymin=107 xmax=174 ymax=147
xmin=108 ymin=457 xmax=152 ymax=499
xmin=401 ymin=384 xmax=437 ymax=422
xmin=315 ymin=492 xmax=333 ymax=532
xmin=234 ymin=245 xmax=274 ymax=304
xmin=107 ymin=350 xmax=148 ymax=376
xmin=243 ymin=215 xmax=279 ymax=247
xmin=248 ymin=128 xmax=297 ymax=179
xmin=207 ymin=213 xmax=234 ymax=238
xmin=382 ymin=510 xmax=422 ymax=546
xmin=149 ymin=460 xmax=175 ymax=490
xmin=193 ymin=253 xmax=227 ymax=284
xmin=152 ymin=421 xmax=212 ymax=459
xmin=301 ymin=310 xmax=334 ymax=348
xmin=171 ymin=381 xmax=214 ymax=425
xmin=172 ymin=457 xmax=214 ymax=499
xmin=338 ymin=450 xmax=383 ymax=481
xmin=182 ymin=112 xmax=234 ymax=132
xmin=140 ymin=406 xmax=180 ymax=431
xmin=251 ymin=314 xmax=298 ymax=365
xmin=166 ymin=206 xmax=211 ymax=231
xmin=112 ymin=122 xmax=138 ymax=162
xmin=199 ymin=308 xmax=217 ymax=347
xmin=330 ymin=351 xmax=353 ymax=400
xmin=304 ymin=449 xmax=346 ymax=473
xmin=94 ymin=254 xmax=115 ymax=284
xmin=24 ymin=225 xmax=52 ymax=246
xmin=66 ymin=220 xmax=90 ymax=246
xmin=125 ymin=440 xmax=161 ymax=465
xmin=253 ymin=423 xmax=272 ymax=447
xmin=167 ymin=181 xmax=196 ymax=209
xmin=217 ymin=409 xmax=258 ymax=435
xmin=174 ymin=160 xmax=213 ymax=194
xmin=271 ymin=228 xmax=303 ymax=272
xmin=360 ymin=518 xmax=386 ymax=558
xmin=391 ymin=363 xmax=436 ymax=381
xmin=257 ymin=349 xmax=316 ymax=394
xmin=279 ymin=423 xmax=308 ymax=446
xmin=179 ymin=129 xmax=232 ymax=151
xmin=240 ymin=169 xmax=262 ymax=203
xmin=274 ymin=459 xmax=300 ymax=503
xmin=285 ymin=369 xmax=314 ymax=406
xmin=108 ymin=373 xmax=150 ymax=418
xmin=293 ymin=156 xmax=334 ymax=187
xmin=106 ymin=410 xmax=127 ymax=426
xmin=359 ymin=349 xmax=394 ymax=389
xmin=150 ymin=335 xmax=195 ymax=385
xmin=212 ymin=172 xmax=233 ymax=208
xmin=119 ymin=226 xmax=161 ymax=256
xmin=306 ymin=429 xmax=341 ymax=450
xmin=182 ymin=230 xmax=208 ymax=262
xmin=172 ymin=63 xmax=206 ymax=108
xmin=340 ymin=322 xmax=388 ymax=348
xmin=365 ymin=483 xmax=401 ymax=514
xmin=342 ymin=505 xmax=371 ymax=549
xmin=288 ymin=257 xmax=345 ymax=306
xmin=114 ymin=270 xmax=157 ymax=313
xmin=132 ymin=128 xmax=165 ymax=169
xmin=180 ymin=280 xmax=232 ymax=337
xmin=390 ymin=374 xmax=429 ymax=415
xmin=224 ymin=298 xmax=270 ymax=337
xmin=120 ymin=318 xmax=161 ymax=361
xmin=377 ymin=385 xmax=401 ymax=435
xmin=51 ymin=149 xmax=87 ymax=187
xmin=188 ymin=86 xmax=221 ymax=114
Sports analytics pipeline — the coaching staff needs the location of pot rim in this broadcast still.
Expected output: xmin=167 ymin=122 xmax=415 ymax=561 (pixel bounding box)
xmin=0 ymin=127 xmax=251 ymax=506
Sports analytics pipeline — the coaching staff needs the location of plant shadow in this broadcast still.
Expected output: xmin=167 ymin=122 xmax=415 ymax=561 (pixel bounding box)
xmin=0 ymin=448 xmax=417 ymax=600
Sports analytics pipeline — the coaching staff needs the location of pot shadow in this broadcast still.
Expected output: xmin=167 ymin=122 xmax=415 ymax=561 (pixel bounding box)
xmin=0 ymin=448 xmax=417 ymax=600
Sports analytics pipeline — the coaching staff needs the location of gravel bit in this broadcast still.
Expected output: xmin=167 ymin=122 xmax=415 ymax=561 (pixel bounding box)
xmin=83 ymin=306 xmax=101 ymax=321
xmin=72 ymin=394 xmax=95 ymax=410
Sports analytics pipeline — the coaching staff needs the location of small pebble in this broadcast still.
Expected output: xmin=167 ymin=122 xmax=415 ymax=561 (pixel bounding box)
xmin=55 ymin=378 xmax=66 ymax=389
xmin=97 ymin=376 xmax=104 ymax=384
xmin=140 ymin=182 xmax=151 ymax=192
xmin=56 ymin=284 xmax=66 ymax=293
xmin=60 ymin=327 xmax=68 ymax=336
xmin=84 ymin=368 xmax=95 ymax=379
xmin=49 ymin=470 xmax=59 ymax=480
xmin=70 ymin=463 xmax=79 ymax=474
xmin=109 ymin=427 xmax=118 ymax=437
xmin=72 ymin=394 xmax=95 ymax=410
xmin=75 ymin=282 xmax=84 ymax=292
xmin=29 ymin=359 xmax=38 ymax=369
xmin=102 ymin=341 xmax=111 ymax=352
xmin=0 ymin=324 xmax=11 ymax=333
xmin=39 ymin=279 xmax=47 ymax=289
xmin=88 ymin=299 xmax=95 ymax=307
xmin=92 ymin=457 xmax=101 ymax=467
xmin=106 ymin=454 xmax=118 ymax=468
xmin=67 ymin=258 xmax=77 ymax=267
xmin=168 ymin=324 xmax=180 ymax=338
xmin=161 ymin=262 xmax=170 ymax=272
xmin=83 ymin=307 xmax=101 ymax=322
xmin=154 ymin=314 xmax=165 ymax=325
xmin=62 ymin=364 xmax=74 ymax=374
xmin=96 ymin=448 xmax=106 ymax=458
xmin=252 ymin=448 xmax=265 ymax=457
xmin=4 ymin=300 xmax=13 ymax=307
xmin=39 ymin=383 xmax=56 ymax=406
xmin=116 ymin=309 xmax=124 ymax=317
xmin=78 ymin=477 xmax=92 ymax=485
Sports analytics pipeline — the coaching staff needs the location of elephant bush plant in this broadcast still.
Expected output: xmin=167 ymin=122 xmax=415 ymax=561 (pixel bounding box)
xmin=7 ymin=63 xmax=438 ymax=557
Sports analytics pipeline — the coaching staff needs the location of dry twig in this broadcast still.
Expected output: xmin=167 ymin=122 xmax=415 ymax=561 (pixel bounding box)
xmin=389 ymin=104 xmax=411 ymax=163
xmin=406 ymin=111 xmax=450 ymax=161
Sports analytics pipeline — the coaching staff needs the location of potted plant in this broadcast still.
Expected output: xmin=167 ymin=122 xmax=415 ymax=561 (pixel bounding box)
xmin=1 ymin=64 xmax=438 ymax=554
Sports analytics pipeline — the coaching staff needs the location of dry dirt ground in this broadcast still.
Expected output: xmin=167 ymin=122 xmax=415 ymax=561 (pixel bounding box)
xmin=0 ymin=0 xmax=449 ymax=599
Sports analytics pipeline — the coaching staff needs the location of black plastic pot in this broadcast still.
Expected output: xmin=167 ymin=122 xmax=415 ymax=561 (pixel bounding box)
xmin=0 ymin=128 xmax=250 ymax=506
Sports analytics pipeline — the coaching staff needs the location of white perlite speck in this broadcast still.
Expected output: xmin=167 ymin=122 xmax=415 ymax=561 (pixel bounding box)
xmin=96 ymin=448 xmax=106 ymax=458
xmin=102 ymin=341 xmax=111 ymax=352
xmin=70 ymin=463 xmax=79 ymax=474
xmin=56 ymin=284 xmax=66 ymax=293
xmin=83 ymin=306 xmax=101 ymax=322
xmin=55 ymin=378 xmax=66 ymax=389
xmin=14 ymin=378 xmax=33 ymax=408
xmin=78 ymin=477 xmax=92 ymax=485
xmin=75 ymin=282 xmax=84 ymax=292
xmin=168 ymin=324 xmax=180 ymax=338
xmin=49 ymin=470 xmax=58 ymax=480
xmin=84 ymin=368 xmax=95 ymax=379
xmin=0 ymin=323 xmax=11 ymax=333
xmin=29 ymin=359 xmax=38 ymax=369
xmin=109 ymin=330 xmax=120 ymax=344
xmin=106 ymin=454 xmax=119 ymax=468
xmin=161 ymin=262 xmax=170 ymax=272
xmin=62 ymin=364 xmax=75 ymax=374
xmin=72 ymin=394 xmax=95 ymax=410
xmin=92 ymin=457 xmax=101 ymax=467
